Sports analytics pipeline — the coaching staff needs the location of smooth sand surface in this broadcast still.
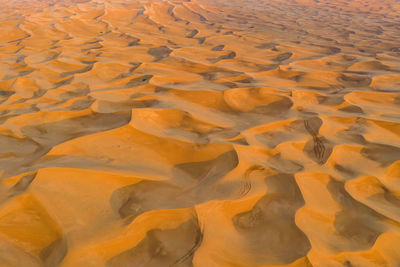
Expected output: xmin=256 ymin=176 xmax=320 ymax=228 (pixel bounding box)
xmin=0 ymin=0 xmax=400 ymax=266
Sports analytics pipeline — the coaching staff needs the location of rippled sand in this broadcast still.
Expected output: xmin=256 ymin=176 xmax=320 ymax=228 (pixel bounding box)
xmin=0 ymin=0 xmax=400 ymax=266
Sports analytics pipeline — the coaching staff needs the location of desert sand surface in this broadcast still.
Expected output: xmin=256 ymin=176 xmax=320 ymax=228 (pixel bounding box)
xmin=0 ymin=0 xmax=400 ymax=266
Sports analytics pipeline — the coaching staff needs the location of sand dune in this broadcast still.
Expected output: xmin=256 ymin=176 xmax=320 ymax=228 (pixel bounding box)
xmin=0 ymin=0 xmax=400 ymax=266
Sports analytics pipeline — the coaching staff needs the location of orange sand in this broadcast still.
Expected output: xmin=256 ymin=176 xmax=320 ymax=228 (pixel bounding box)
xmin=0 ymin=0 xmax=400 ymax=266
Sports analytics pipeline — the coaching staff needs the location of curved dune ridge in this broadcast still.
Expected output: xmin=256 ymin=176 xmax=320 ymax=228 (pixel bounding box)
xmin=0 ymin=0 xmax=400 ymax=266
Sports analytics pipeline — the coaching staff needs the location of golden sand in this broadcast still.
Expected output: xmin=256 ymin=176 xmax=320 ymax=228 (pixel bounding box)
xmin=0 ymin=0 xmax=400 ymax=266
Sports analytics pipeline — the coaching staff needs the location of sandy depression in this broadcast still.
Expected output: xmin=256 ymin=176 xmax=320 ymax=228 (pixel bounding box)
xmin=0 ymin=0 xmax=400 ymax=266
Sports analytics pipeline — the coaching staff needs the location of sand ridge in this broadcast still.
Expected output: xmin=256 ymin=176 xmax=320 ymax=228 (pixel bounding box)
xmin=0 ymin=0 xmax=400 ymax=266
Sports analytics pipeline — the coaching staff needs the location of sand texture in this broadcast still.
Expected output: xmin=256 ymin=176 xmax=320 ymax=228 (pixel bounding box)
xmin=0 ymin=0 xmax=400 ymax=266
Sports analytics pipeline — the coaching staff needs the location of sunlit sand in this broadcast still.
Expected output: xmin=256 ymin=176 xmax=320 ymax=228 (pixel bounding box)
xmin=0 ymin=0 xmax=400 ymax=266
